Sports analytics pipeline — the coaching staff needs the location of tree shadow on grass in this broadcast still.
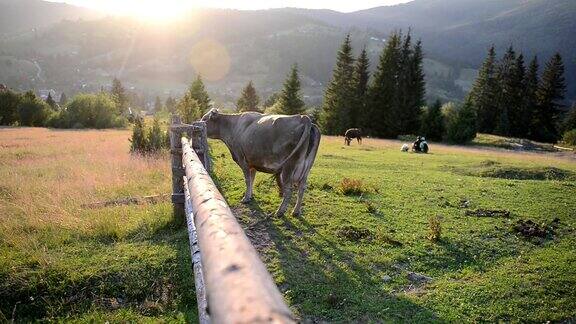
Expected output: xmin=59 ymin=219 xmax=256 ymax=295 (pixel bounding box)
xmin=239 ymin=200 xmax=440 ymax=323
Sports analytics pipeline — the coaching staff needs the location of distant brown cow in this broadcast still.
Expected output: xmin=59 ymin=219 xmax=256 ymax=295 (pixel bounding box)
xmin=344 ymin=128 xmax=362 ymax=146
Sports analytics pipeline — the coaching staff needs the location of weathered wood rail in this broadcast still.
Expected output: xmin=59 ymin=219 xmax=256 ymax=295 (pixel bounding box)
xmin=170 ymin=116 xmax=295 ymax=324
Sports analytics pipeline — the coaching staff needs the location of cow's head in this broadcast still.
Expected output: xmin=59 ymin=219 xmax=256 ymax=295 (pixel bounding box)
xmin=201 ymin=108 xmax=221 ymax=138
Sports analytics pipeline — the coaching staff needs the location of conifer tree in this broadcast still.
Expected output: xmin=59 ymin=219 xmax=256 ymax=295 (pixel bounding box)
xmin=320 ymin=34 xmax=355 ymax=135
xmin=130 ymin=116 xmax=147 ymax=153
xmin=263 ymin=92 xmax=280 ymax=109
xmin=59 ymin=92 xmax=67 ymax=106
xmin=523 ymin=56 xmax=540 ymax=138
xmin=165 ymin=96 xmax=177 ymax=113
xmin=45 ymin=92 xmax=57 ymax=110
xmin=147 ymin=117 xmax=164 ymax=152
xmin=404 ymin=38 xmax=425 ymax=134
xmin=177 ymin=96 xmax=202 ymax=124
xmin=495 ymin=46 xmax=518 ymax=136
xmin=446 ymin=98 xmax=477 ymax=144
xmin=534 ymin=53 xmax=566 ymax=142
xmin=188 ymin=76 xmax=211 ymax=115
xmin=420 ymin=99 xmax=445 ymax=141
xmin=0 ymin=88 xmax=21 ymax=125
xmin=562 ymin=103 xmax=576 ymax=133
xmin=111 ymin=78 xmax=129 ymax=115
xmin=368 ymin=31 xmax=402 ymax=137
xmin=470 ymin=46 xmax=499 ymax=133
xmin=353 ymin=46 xmax=370 ymax=129
xmin=237 ymin=81 xmax=260 ymax=112
xmin=276 ymin=64 xmax=305 ymax=115
xmin=154 ymin=96 xmax=163 ymax=113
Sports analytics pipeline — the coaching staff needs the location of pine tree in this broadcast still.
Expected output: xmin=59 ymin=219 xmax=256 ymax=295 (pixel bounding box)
xmin=523 ymin=56 xmax=539 ymax=138
xmin=130 ymin=116 xmax=147 ymax=153
xmin=276 ymin=64 xmax=305 ymax=115
xmin=177 ymin=96 xmax=202 ymax=124
xmin=353 ymin=46 xmax=370 ymax=129
xmin=368 ymin=31 xmax=402 ymax=137
xmin=263 ymin=92 xmax=280 ymax=109
xmin=111 ymin=78 xmax=129 ymax=115
xmin=420 ymin=99 xmax=445 ymax=141
xmin=320 ymin=34 xmax=355 ymax=135
xmin=45 ymin=92 xmax=57 ymax=110
xmin=165 ymin=96 xmax=177 ymax=113
xmin=188 ymin=76 xmax=211 ymax=114
xmin=562 ymin=103 xmax=576 ymax=133
xmin=0 ymin=88 xmax=21 ymax=125
xmin=236 ymin=81 xmax=260 ymax=112
xmin=494 ymin=46 xmax=518 ymax=136
xmin=59 ymin=92 xmax=67 ymax=106
xmin=470 ymin=46 xmax=499 ymax=133
xmin=154 ymin=96 xmax=163 ymax=113
xmin=446 ymin=98 xmax=477 ymax=144
xmin=534 ymin=53 xmax=566 ymax=142
xmin=147 ymin=117 xmax=164 ymax=152
xmin=404 ymin=38 xmax=425 ymax=134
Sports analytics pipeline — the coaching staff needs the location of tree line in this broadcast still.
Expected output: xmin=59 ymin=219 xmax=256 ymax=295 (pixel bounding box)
xmin=470 ymin=45 xmax=571 ymax=143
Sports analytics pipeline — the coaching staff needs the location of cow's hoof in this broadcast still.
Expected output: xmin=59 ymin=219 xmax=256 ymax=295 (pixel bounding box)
xmin=292 ymin=210 xmax=302 ymax=217
xmin=240 ymin=197 xmax=252 ymax=204
xmin=275 ymin=210 xmax=285 ymax=218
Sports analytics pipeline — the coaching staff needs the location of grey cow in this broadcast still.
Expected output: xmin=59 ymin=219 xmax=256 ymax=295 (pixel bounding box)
xmin=201 ymin=109 xmax=321 ymax=217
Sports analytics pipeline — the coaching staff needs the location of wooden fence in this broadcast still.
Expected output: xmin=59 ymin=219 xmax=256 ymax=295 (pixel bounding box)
xmin=170 ymin=116 xmax=295 ymax=324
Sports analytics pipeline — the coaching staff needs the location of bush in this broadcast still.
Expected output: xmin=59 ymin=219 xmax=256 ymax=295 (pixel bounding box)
xmin=0 ymin=89 xmax=21 ymax=125
xmin=130 ymin=117 xmax=148 ymax=153
xmin=339 ymin=178 xmax=369 ymax=196
xmin=428 ymin=215 xmax=442 ymax=242
xmin=445 ymin=99 xmax=477 ymax=144
xmin=53 ymin=93 xmax=126 ymax=129
xmin=147 ymin=117 xmax=166 ymax=152
xmin=561 ymin=129 xmax=576 ymax=146
xmin=17 ymin=91 xmax=51 ymax=126
xmin=420 ymin=99 xmax=445 ymax=141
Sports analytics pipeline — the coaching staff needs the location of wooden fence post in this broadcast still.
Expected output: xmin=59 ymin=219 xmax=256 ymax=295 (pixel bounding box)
xmin=191 ymin=121 xmax=211 ymax=173
xmin=170 ymin=114 xmax=185 ymax=219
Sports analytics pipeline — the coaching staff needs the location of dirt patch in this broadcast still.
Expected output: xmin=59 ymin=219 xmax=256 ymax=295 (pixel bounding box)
xmin=377 ymin=233 xmax=403 ymax=247
xmin=465 ymin=209 xmax=511 ymax=218
xmin=478 ymin=166 xmax=573 ymax=181
xmin=512 ymin=218 xmax=559 ymax=239
xmin=336 ymin=226 xmax=373 ymax=242
xmin=82 ymin=194 xmax=169 ymax=209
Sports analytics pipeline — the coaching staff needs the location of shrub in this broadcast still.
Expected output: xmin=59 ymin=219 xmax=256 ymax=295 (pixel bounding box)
xmin=0 ymin=89 xmax=21 ymax=125
xmin=17 ymin=91 xmax=51 ymax=126
xmin=561 ymin=129 xmax=576 ymax=146
xmin=428 ymin=215 xmax=442 ymax=242
xmin=445 ymin=99 xmax=477 ymax=144
xmin=147 ymin=117 xmax=166 ymax=152
xmin=54 ymin=93 xmax=126 ymax=129
xmin=130 ymin=117 xmax=148 ymax=153
xmin=339 ymin=178 xmax=368 ymax=196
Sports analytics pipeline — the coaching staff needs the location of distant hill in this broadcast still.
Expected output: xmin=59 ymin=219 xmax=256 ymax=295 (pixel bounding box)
xmin=0 ymin=0 xmax=574 ymax=107
xmin=0 ymin=0 xmax=101 ymax=36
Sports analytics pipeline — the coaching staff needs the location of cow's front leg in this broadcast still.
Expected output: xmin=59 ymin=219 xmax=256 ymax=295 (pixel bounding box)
xmin=241 ymin=168 xmax=256 ymax=203
xmin=275 ymin=186 xmax=292 ymax=217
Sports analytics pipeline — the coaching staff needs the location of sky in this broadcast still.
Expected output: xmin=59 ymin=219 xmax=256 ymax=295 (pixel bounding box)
xmin=51 ymin=0 xmax=413 ymax=20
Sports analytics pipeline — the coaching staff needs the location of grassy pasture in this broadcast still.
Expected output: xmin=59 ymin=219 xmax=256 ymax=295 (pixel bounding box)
xmin=1 ymin=127 xmax=575 ymax=322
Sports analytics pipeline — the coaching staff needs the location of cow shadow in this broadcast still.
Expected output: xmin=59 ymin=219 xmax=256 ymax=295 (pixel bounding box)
xmin=238 ymin=200 xmax=441 ymax=322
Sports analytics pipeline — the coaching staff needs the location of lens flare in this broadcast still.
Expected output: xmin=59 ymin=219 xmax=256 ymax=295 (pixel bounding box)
xmin=189 ymin=39 xmax=231 ymax=81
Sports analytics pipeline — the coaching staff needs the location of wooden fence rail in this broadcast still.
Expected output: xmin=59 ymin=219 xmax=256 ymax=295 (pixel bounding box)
xmin=170 ymin=116 xmax=295 ymax=323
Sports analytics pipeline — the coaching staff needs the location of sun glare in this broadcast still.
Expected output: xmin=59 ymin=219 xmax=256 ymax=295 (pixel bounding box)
xmin=96 ymin=0 xmax=193 ymax=22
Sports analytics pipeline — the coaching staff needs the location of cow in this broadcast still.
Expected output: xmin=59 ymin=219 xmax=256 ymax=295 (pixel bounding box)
xmin=344 ymin=128 xmax=362 ymax=146
xmin=201 ymin=108 xmax=321 ymax=217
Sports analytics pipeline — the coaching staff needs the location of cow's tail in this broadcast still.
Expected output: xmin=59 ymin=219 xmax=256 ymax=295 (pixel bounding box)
xmin=277 ymin=115 xmax=312 ymax=170
xmin=303 ymin=124 xmax=321 ymax=180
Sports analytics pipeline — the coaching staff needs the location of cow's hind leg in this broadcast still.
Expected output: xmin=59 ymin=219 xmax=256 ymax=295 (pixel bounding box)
xmin=275 ymin=186 xmax=292 ymax=217
xmin=241 ymin=168 xmax=256 ymax=203
xmin=275 ymin=173 xmax=283 ymax=197
xmin=292 ymin=181 xmax=307 ymax=217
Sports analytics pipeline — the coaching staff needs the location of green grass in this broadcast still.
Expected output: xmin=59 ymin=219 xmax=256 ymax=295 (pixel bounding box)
xmin=1 ymin=129 xmax=575 ymax=322
xmin=210 ymin=136 xmax=576 ymax=322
